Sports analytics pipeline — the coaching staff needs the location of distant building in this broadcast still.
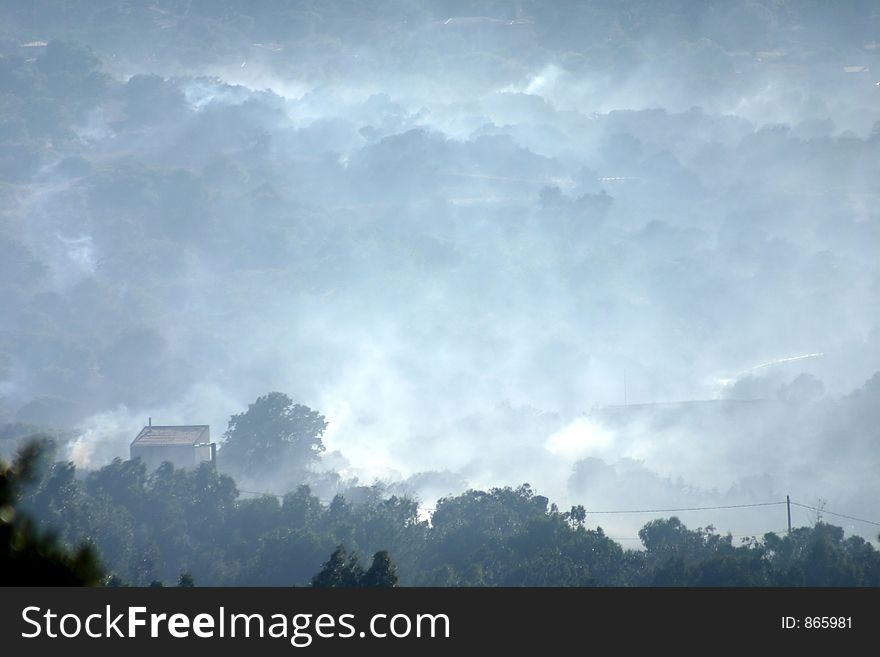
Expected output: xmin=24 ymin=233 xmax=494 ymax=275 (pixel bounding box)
xmin=130 ymin=422 xmax=216 ymax=470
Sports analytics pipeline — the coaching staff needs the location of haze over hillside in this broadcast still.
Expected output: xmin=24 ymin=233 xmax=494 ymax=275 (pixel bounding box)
xmin=1 ymin=1 xmax=879 ymax=543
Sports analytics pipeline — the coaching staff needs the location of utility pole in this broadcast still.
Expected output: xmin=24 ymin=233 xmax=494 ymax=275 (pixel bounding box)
xmin=786 ymin=495 xmax=792 ymax=535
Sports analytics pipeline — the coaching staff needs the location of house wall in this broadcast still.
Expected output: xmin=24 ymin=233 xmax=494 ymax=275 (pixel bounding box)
xmin=131 ymin=444 xmax=198 ymax=471
xmin=193 ymin=443 xmax=215 ymax=466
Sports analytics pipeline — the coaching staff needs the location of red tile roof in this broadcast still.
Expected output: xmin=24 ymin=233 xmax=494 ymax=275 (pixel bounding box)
xmin=131 ymin=425 xmax=210 ymax=447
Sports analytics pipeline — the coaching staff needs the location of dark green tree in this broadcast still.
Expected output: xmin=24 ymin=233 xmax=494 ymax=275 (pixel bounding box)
xmin=361 ymin=550 xmax=399 ymax=587
xmin=220 ymin=393 xmax=327 ymax=476
xmin=311 ymin=545 xmax=364 ymax=588
xmin=0 ymin=439 xmax=103 ymax=586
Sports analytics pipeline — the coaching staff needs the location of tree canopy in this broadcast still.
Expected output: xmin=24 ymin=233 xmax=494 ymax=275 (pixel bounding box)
xmin=220 ymin=392 xmax=328 ymax=477
xmin=6 ymin=439 xmax=880 ymax=587
xmin=0 ymin=439 xmax=103 ymax=586
xmin=311 ymin=545 xmax=399 ymax=587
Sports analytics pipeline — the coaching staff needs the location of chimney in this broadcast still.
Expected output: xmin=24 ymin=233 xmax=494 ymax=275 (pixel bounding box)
xmin=148 ymin=417 xmax=152 ymax=427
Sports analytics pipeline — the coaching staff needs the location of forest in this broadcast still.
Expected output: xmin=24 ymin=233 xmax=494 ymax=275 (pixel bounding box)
xmin=3 ymin=394 xmax=879 ymax=586
xmin=1 ymin=1 xmax=879 ymax=585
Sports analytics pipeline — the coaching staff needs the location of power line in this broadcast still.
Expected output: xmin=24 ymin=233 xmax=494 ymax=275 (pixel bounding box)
xmin=789 ymin=501 xmax=880 ymax=528
xmin=611 ymin=529 xmax=788 ymax=541
xmin=421 ymin=501 xmax=786 ymax=515
xmin=240 ymin=489 xmax=428 ymax=509
xmin=239 ymin=487 xmax=790 ymax=541
xmin=239 ymin=489 xmax=439 ymax=512
xmin=416 ymin=502 xmax=783 ymax=515
xmin=418 ymin=501 xmax=785 ymax=515
xmin=582 ymin=501 xmax=786 ymax=514
xmin=238 ymin=489 xmax=880 ymax=532
xmin=239 ymin=489 xmax=283 ymax=498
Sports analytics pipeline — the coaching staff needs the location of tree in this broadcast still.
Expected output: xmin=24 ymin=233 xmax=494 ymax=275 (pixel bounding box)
xmin=311 ymin=546 xmax=400 ymax=588
xmin=220 ymin=393 xmax=327 ymax=476
xmin=566 ymin=505 xmax=587 ymax=528
xmin=361 ymin=550 xmax=399 ymax=587
xmin=311 ymin=545 xmax=363 ymax=588
xmin=0 ymin=439 xmax=103 ymax=586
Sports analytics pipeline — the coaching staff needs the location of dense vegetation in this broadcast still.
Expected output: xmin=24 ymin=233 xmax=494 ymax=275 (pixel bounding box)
xmin=2 ymin=1 xmax=879 ymax=584
xmin=0 ymin=441 xmax=102 ymax=585
xmin=3 ymin=437 xmax=878 ymax=587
